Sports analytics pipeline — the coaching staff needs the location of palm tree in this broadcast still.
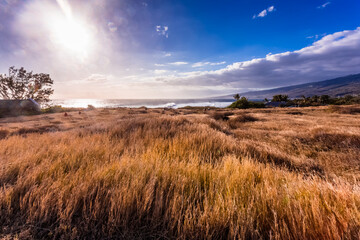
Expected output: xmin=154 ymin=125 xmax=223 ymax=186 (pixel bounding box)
xmin=233 ymin=93 xmax=240 ymax=101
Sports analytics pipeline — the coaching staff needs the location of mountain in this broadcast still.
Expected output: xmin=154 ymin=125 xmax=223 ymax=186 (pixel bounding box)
xmin=220 ymin=73 xmax=360 ymax=100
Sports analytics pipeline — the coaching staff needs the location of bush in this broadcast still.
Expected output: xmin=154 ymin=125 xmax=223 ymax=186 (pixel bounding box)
xmin=272 ymin=94 xmax=289 ymax=102
xmin=42 ymin=105 xmax=66 ymax=114
xmin=87 ymin=105 xmax=96 ymax=110
xmin=286 ymin=111 xmax=303 ymax=115
xmin=228 ymin=97 xmax=265 ymax=109
xmin=0 ymin=129 xmax=9 ymax=139
xmin=211 ymin=111 xmax=234 ymax=121
xmin=328 ymin=105 xmax=360 ymax=114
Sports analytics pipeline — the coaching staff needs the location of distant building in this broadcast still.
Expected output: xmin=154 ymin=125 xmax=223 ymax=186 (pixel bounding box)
xmin=265 ymin=101 xmax=287 ymax=108
xmin=0 ymin=99 xmax=41 ymax=117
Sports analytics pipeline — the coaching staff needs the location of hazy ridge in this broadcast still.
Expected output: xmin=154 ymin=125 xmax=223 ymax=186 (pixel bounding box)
xmin=220 ymin=73 xmax=360 ymax=99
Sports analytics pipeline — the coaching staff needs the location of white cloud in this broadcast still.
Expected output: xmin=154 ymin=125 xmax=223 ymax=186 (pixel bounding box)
xmin=318 ymin=2 xmax=331 ymax=9
xmin=154 ymin=69 xmax=168 ymax=74
xmin=253 ymin=6 xmax=275 ymax=19
xmin=306 ymin=35 xmax=318 ymax=39
xmin=307 ymin=33 xmax=327 ymax=40
xmin=257 ymin=10 xmax=267 ymax=18
xmin=84 ymin=74 xmax=110 ymax=83
xmin=192 ymin=61 xmax=226 ymax=67
xmin=156 ymin=25 xmax=169 ymax=38
xmin=154 ymin=63 xmax=165 ymax=67
xmin=268 ymin=6 xmax=275 ymax=12
xmin=159 ymin=28 xmax=360 ymax=89
xmin=192 ymin=62 xmax=208 ymax=68
xmin=169 ymin=61 xmax=188 ymax=66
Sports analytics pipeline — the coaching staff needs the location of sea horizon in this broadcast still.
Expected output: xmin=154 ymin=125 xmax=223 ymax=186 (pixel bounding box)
xmin=51 ymin=98 xmax=237 ymax=109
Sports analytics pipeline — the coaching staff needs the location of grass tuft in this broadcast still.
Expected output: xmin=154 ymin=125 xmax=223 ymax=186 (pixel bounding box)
xmin=228 ymin=114 xmax=258 ymax=129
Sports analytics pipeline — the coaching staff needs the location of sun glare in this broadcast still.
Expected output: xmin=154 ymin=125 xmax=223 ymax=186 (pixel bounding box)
xmin=48 ymin=13 xmax=93 ymax=61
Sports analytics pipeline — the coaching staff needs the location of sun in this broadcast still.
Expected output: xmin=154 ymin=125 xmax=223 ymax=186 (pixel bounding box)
xmin=47 ymin=8 xmax=94 ymax=61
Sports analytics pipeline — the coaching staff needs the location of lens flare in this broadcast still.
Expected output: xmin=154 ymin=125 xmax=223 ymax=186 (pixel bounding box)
xmin=46 ymin=0 xmax=94 ymax=61
xmin=49 ymin=17 xmax=92 ymax=60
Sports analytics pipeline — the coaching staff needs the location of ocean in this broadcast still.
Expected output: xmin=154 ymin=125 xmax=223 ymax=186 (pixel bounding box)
xmin=51 ymin=99 xmax=235 ymax=109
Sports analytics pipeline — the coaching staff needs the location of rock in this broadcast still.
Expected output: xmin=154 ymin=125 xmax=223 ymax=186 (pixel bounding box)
xmin=0 ymin=99 xmax=41 ymax=117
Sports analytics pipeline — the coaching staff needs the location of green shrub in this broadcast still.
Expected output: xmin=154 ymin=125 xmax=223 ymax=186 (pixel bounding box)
xmin=272 ymin=94 xmax=289 ymax=102
xmin=87 ymin=104 xmax=96 ymax=110
xmin=228 ymin=97 xmax=265 ymax=109
xmin=42 ymin=105 xmax=66 ymax=113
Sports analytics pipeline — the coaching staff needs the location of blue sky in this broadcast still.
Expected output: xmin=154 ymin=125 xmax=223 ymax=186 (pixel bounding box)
xmin=149 ymin=0 xmax=360 ymax=63
xmin=0 ymin=0 xmax=359 ymax=98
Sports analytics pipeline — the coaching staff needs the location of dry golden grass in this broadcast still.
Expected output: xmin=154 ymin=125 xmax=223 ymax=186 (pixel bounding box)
xmin=0 ymin=106 xmax=360 ymax=239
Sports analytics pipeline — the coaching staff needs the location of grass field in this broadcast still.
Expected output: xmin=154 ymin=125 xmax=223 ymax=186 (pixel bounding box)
xmin=0 ymin=105 xmax=360 ymax=239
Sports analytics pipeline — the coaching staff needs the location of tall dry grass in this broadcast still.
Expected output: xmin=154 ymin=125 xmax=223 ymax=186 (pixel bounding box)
xmin=0 ymin=107 xmax=360 ymax=239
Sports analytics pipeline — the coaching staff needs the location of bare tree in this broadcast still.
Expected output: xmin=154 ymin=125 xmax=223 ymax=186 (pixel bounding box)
xmin=0 ymin=66 xmax=54 ymax=104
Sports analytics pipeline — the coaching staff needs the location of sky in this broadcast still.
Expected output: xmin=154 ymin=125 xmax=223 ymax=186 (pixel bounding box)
xmin=0 ymin=0 xmax=359 ymax=99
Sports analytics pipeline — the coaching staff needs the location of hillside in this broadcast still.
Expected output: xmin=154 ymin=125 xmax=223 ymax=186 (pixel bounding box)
xmin=1 ymin=106 xmax=360 ymax=239
xmin=222 ymin=73 xmax=360 ymax=99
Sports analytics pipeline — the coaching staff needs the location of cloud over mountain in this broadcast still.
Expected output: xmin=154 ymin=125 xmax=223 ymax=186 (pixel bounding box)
xmin=162 ymin=28 xmax=360 ymax=89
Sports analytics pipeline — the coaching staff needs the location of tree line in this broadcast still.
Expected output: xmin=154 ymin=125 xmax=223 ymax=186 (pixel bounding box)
xmin=270 ymin=94 xmax=360 ymax=106
xmin=229 ymin=93 xmax=360 ymax=109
